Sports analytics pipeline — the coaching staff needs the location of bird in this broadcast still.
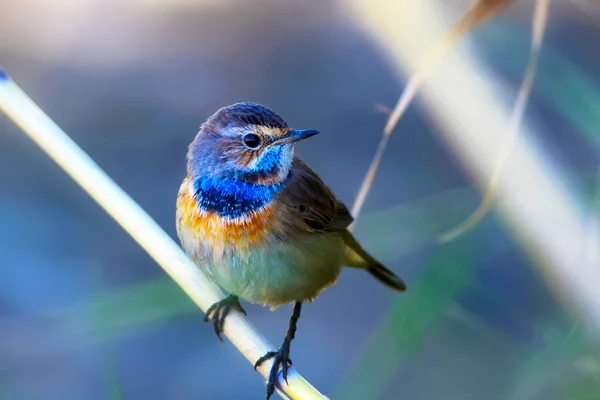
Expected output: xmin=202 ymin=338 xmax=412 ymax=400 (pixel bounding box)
xmin=176 ymin=102 xmax=406 ymax=399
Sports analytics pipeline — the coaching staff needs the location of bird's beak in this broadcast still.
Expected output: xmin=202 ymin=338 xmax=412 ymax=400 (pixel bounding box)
xmin=273 ymin=129 xmax=320 ymax=145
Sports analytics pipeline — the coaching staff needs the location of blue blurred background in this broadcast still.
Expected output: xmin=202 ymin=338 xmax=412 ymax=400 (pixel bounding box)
xmin=1 ymin=1 xmax=600 ymax=399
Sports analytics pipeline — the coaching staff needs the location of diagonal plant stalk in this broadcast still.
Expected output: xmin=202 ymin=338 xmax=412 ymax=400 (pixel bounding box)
xmin=350 ymin=0 xmax=515 ymax=224
xmin=353 ymin=0 xmax=552 ymax=243
xmin=440 ymin=0 xmax=551 ymax=243
xmin=338 ymin=0 xmax=600 ymax=395
xmin=0 ymin=70 xmax=324 ymax=400
xmin=347 ymin=0 xmax=600 ymax=329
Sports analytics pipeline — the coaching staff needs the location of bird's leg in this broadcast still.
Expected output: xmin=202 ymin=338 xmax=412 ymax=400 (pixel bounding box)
xmin=254 ymin=301 xmax=302 ymax=400
xmin=204 ymin=294 xmax=246 ymax=341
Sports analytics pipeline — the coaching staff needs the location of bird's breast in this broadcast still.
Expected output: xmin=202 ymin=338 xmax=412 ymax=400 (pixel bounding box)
xmin=176 ymin=176 xmax=285 ymax=261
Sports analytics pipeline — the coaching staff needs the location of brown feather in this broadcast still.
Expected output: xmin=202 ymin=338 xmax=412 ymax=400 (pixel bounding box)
xmin=280 ymin=157 xmax=354 ymax=233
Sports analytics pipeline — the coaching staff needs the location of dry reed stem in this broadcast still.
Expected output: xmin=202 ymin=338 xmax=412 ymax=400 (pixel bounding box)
xmin=440 ymin=0 xmax=551 ymax=243
xmin=350 ymin=0 xmax=515 ymax=226
xmin=0 ymin=72 xmax=325 ymax=400
xmin=347 ymin=0 xmax=600 ymax=330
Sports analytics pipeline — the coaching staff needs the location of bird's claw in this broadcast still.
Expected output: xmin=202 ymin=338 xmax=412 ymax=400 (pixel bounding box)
xmin=254 ymin=344 xmax=293 ymax=399
xmin=204 ymin=295 xmax=246 ymax=341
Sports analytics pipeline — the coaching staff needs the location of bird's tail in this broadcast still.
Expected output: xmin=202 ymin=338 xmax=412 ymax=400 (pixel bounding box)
xmin=341 ymin=230 xmax=407 ymax=292
xmin=366 ymin=261 xmax=407 ymax=292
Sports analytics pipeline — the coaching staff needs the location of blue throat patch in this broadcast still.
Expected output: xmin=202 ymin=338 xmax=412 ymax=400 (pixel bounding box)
xmin=193 ymin=175 xmax=289 ymax=218
xmin=237 ymin=147 xmax=283 ymax=182
xmin=252 ymin=147 xmax=280 ymax=174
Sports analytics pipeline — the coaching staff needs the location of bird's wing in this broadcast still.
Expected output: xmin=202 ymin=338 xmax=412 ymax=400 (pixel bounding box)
xmin=280 ymin=158 xmax=407 ymax=292
xmin=281 ymin=157 xmax=354 ymax=233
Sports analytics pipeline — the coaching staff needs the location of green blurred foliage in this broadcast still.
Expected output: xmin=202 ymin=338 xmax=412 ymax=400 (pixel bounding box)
xmin=332 ymin=240 xmax=481 ymax=399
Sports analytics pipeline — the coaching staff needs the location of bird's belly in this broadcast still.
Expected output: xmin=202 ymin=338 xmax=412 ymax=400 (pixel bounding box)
xmin=203 ymin=233 xmax=346 ymax=308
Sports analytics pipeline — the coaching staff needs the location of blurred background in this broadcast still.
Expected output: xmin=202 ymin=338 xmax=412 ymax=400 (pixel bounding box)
xmin=1 ymin=0 xmax=600 ymax=399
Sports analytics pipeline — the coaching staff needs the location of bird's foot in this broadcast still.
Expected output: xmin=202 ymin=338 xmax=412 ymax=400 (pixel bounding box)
xmin=254 ymin=342 xmax=293 ymax=400
xmin=204 ymin=294 xmax=246 ymax=341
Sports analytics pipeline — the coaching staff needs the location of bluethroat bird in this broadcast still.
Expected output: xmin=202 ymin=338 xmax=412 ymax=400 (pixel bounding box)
xmin=176 ymin=102 xmax=406 ymax=399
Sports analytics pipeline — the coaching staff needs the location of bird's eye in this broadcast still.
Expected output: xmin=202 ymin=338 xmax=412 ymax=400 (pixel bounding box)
xmin=242 ymin=133 xmax=261 ymax=149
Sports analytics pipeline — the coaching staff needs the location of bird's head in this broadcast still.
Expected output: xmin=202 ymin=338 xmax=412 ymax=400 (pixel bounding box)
xmin=187 ymin=103 xmax=318 ymax=185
